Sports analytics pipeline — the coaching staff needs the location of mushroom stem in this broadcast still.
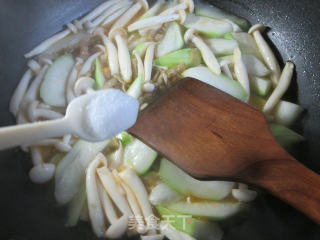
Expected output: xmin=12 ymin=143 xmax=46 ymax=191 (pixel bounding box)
xmin=27 ymin=60 xmax=41 ymax=74
xmin=25 ymin=138 xmax=72 ymax=152
xmin=249 ymin=24 xmax=281 ymax=86
xmin=110 ymin=0 xmax=148 ymax=34
xmin=79 ymin=52 xmax=101 ymax=76
xmin=140 ymin=0 xmax=165 ymax=19
xmin=24 ymin=65 xmax=49 ymax=102
xmin=233 ymin=48 xmax=250 ymax=101
xmin=263 ymin=62 xmax=294 ymax=114
xmin=95 ymin=30 xmax=120 ymax=76
xmin=86 ymin=154 xmax=107 ymax=238
xmin=101 ymin=4 xmax=132 ymax=27
xmin=133 ymin=51 xmax=145 ymax=78
xmin=66 ymin=58 xmax=83 ymax=103
xmin=27 ymin=101 xmax=64 ymax=122
xmin=24 ymin=29 xmax=71 ymax=58
xmin=97 ymin=166 xmax=133 ymax=217
xmin=9 ymin=69 xmax=33 ymax=116
xmin=184 ymin=29 xmax=221 ymax=75
xmin=74 ymin=77 xmax=95 ymax=96
xmin=159 ymin=3 xmax=187 ymax=15
xmin=85 ymin=1 xmax=130 ymax=30
xmin=112 ymin=30 xmax=132 ymax=83
xmin=128 ymin=14 xmax=180 ymax=32
xmin=78 ymin=0 xmax=118 ymax=26
xmin=144 ymin=43 xmax=156 ymax=82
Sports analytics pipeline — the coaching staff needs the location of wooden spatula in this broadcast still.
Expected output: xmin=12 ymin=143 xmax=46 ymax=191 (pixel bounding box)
xmin=129 ymin=77 xmax=320 ymax=224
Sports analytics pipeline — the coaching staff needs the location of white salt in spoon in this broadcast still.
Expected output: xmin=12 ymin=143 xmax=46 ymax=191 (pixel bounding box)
xmin=0 ymin=89 xmax=139 ymax=150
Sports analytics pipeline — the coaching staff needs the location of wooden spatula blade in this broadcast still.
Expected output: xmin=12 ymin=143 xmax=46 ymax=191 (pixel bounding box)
xmin=129 ymin=78 xmax=288 ymax=179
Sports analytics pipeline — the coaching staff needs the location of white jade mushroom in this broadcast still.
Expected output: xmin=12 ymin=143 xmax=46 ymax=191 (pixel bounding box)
xmin=184 ymin=29 xmax=221 ymax=75
xmin=27 ymin=101 xmax=64 ymax=122
xmin=111 ymin=0 xmax=149 ymax=33
xmin=74 ymin=77 xmax=95 ymax=96
xmin=109 ymin=28 xmax=132 ymax=83
xmin=144 ymin=43 xmax=156 ymax=83
xmin=233 ymin=48 xmax=250 ymax=101
xmin=249 ymin=24 xmax=281 ymax=86
xmin=128 ymin=14 xmax=180 ymax=32
xmin=95 ymin=28 xmax=120 ymax=77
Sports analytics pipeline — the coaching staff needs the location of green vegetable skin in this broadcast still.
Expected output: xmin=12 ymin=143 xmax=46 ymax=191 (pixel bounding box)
xmin=206 ymin=38 xmax=239 ymax=56
xmin=127 ymin=74 xmax=144 ymax=99
xmin=154 ymin=48 xmax=202 ymax=68
xmin=119 ymin=132 xmax=134 ymax=146
xmin=95 ymin=58 xmax=105 ymax=89
xmin=182 ymin=66 xmax=248 ymax=101
xmin=66 ymin=179 xmax=87 ymax=227
xmin=195 ymin=0 xmax=251 ymax=31
xmin=250 ymin=76 xmax=272 ymax=97
xmin=156 ymin=22 xmax=184 ymax=57
xmin=40 ymin=54 xmax=75 ymax=107
xmin=159 ymin=158 xmax=234 ymax=201
xmin=124 ymin=138 xmax=158 ymax=175
xmin=156 ymin=206 xmax=223 ymax=240
xmin=167 ymin=200 xmax=243 ymax=220
xmin=133 ymin=42 xmax=153 ymax=57
xmin=183 ymin=14 xmax=233 ymax=38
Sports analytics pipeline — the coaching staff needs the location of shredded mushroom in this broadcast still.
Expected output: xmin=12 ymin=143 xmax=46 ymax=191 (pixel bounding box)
xmin=184 ymin=28 xmax=221 ymax=75
xmin=263 ymin=62 xmax=294 ymax=114
xmin=24 ymin=65 xmax=49 ymax=102
xmin=144 ymin=43 xmax=156 ymax=83
xmin=249 ymin=24 xmax=281 ymax=86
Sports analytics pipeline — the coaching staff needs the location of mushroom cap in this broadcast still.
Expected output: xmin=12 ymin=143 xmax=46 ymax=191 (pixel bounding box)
xmin=184 ymin=28 xmax=197 ymax=43
xmin=180 ymin=0 xmax=194 ymax=13
xmin=138 ymin=0 xmax=149 ymax=10
xmin=248 ymin=24 xmax=265 ymax=34
xmin=74 ymin=77 xmax=95 ymax=96
xmin=109 ymin=27 xmax=128 ymax=40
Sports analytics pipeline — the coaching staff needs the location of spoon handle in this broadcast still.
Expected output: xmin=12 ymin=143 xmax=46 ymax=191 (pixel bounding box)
xmin=240 ymin=157 xmax=320 ymax=224
xmin=0 ymin=118 xmax=71 ymax=150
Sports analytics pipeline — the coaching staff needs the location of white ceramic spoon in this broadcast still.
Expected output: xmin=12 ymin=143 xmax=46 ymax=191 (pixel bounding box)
xmin=0 ymin=89 xmax=139 ymax=150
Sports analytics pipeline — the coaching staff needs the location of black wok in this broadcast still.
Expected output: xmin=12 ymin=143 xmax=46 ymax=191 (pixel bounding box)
xmin=0 ymin=0 xmax=319 ymax=239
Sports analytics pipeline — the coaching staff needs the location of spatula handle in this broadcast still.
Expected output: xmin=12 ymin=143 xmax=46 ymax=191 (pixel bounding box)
xmin=241 ymin=158 xmax=320 ymax=224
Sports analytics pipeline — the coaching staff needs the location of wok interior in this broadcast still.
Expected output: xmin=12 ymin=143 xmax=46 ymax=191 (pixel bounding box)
xmin=0 ymin=0 xmax=319 ymax=239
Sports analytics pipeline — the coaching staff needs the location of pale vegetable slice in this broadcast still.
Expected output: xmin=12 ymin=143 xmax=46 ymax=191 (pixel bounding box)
xmin=272 ymin=100 xmax=304 ymax=126
xmin=159 ymin=159 xmax=234 ymax=201
xmin=127 ymin=74 xmax=144 ymax=99
xmin=232 ymin=189 xmax=257 ymax=202
xmin=195 ymin=1 xmax=250 ymax=31
xmin=269 ymin=123 xmax=305 ymax=150
xmin=183 ymin=14 xmax=232 ymax=38
xmin=206 ymin=38 xmax=239 ymax=56
xmin=182 ymin=66 xmax=248 ymax=101
xmin=66 ymin=179 xmax=87 ymax=227
xmin=250 ymin=76 xmax=272 ymax=97
xmin=156 ymin=22 xmax=184 ymax=57
xmin=157 ymin=206 xmax=223 ymax=240
xmin=40 ymin=54 xmax=74 ymax=107
xmin=242 ymin=54 xmax=270 ymax=77
xmin=94 ymin=58 xmax=105 ymax=89
xmin=149 ymin=183 xmax=183 ymax=206
xmin=154 ymin=48 xmax=202 ymax=68
xmin=160 ymin=221 xmax=196 ymax=240
xmin=54 ymin=140 xmax=110 ymax=204
xmin=124 ymin=138 xmax=158 ymax=175
xmin=231 ymin=32 xmax=262 ymax=60
xmin=167 ymin=201 xmax=243 ymax=220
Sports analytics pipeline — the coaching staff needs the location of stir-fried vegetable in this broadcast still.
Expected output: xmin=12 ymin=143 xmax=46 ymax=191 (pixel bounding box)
xmin=10 ymin=0 xmax=306 ymax=239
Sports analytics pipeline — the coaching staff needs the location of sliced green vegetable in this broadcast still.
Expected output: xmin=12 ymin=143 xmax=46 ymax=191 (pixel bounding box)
xmin=66 ymin=179 xmax=87 ymax=227
xmin=55 ymin=140 xmax=110 ymax=204
xmin=159 ymin=158 xmax=234 ymax=201
xmin=269 ymin=123 xmax=305 ymax=150
xmin=182 ymin=66 xmax=248 ymax=101
xmin=133 ymin=42 xmax=153 ymax=57
xmin=183 ymin=14 xmax=233 ymax=38
xmin=49 ymin=152 xmax=65 ymax=166
xmin=140 ymin=0 xmax=165 ymax=19
xmin=242 ymin=54 xmax=270 ymax=77
xmin=40 ymin=54 xmax=75 ymax=107
xmin=167 ymin=200 xmax=243 ymax=220
xmin=206 ymin=38 xmax=238 ymax=56
xmin=124 ymin=139 xmax=158 ymax=176
xmin=195 ymin=1 xmax=251 ymax=31
xmin=250 ymin=76 xmax=272 ymax=97
xmin=119 ymin=132 xmax=134 ymax=146
xmin=156 ymin=22 xmax=184 ymax=57
xmin=272 ymin=101 xmax=304 ymax=127
xmin=156 ymin=206 xmax=224 ymax=240
xmin=127 ymin=74 xmax=144 ymax=99
xmin=231 ymin=33 xmax=263 ymax=60
xmin=94 ymin=58 xmax=105 ymax=89
xmin=149 ymin=183 xmax=183 ymax=206
xmin=249 ymin=94 xmax=266 ymax=110
xmin=223 ymin=32 xmax=234 ymax=40
xmin=154 ymin=48 xmax=202 ymax=68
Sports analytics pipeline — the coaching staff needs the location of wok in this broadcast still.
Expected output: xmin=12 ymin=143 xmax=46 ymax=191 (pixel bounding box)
xmin=0 ymin=0 xmax=319 ymax=239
